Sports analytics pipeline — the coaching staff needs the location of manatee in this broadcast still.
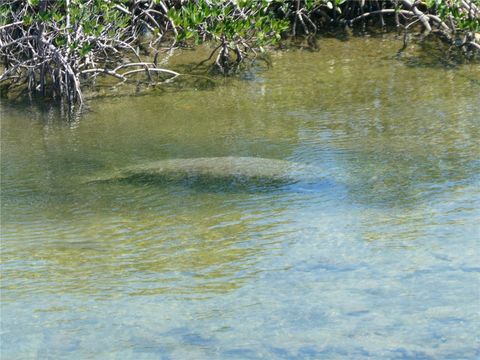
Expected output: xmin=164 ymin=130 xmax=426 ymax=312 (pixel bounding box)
xmin=85 ymin=156 xmax=327 ymax=191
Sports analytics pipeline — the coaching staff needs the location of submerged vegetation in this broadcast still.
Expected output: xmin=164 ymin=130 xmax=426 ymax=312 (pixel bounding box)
xmin=1 ymin=0 xmax=479 ymax=105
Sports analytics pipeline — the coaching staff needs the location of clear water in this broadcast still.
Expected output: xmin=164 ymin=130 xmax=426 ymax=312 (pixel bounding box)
xmin=1 ymin=36 xmax=479 ymax=359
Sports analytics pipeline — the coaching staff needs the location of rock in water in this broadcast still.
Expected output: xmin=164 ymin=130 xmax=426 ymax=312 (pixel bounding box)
xmin=86 ymin=157 xmax=325 ymax=190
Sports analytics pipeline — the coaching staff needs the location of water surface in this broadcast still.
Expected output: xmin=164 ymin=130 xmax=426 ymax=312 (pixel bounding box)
xmin=1 ymin=36 xmax=479 ymax=359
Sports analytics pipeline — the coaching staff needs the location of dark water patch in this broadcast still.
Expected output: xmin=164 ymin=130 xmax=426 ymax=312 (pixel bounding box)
xmin=110 ymin=173 xmax=295 ymax=193
xmin=389 ymin=348 xmax=435 ymax=360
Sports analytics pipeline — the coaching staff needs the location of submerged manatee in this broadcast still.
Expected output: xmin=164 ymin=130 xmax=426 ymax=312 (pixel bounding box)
xmin=86 ymin=157 xmax=327 ymax=191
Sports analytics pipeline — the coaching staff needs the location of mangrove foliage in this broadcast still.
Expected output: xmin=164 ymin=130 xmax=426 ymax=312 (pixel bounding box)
xmin=1 ymin=0 xmax=479 ymax=105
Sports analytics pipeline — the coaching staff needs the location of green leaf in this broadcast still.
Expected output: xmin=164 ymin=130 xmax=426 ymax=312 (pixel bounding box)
xmin=53 ymin=12 xmax=64 ymax=22
xmin=39 ymin=11 xmax=50 ymax=22
xmin=54 ymin=36 xmax=67 ymax=47
xmin=79 ymin=43 xmax=92 ymax=57
xmin=23 ymin=14 xmax=33 ymax=26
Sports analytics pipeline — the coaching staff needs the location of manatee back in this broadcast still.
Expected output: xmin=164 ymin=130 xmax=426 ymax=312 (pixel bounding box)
xmin=84 ymin=157 xmax=326 ymax=191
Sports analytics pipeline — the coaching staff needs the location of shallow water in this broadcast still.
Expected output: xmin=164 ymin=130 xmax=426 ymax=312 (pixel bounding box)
xmin=1 ymin=36 xmax=479 ymax=359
